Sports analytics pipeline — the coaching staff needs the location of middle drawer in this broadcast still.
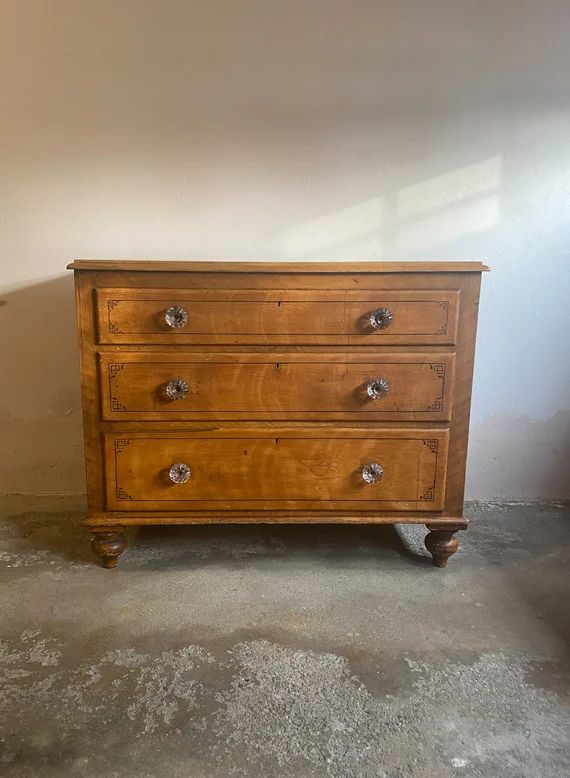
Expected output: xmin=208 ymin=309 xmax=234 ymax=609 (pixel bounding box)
xmin=99 ymin=352 xmax=455 ymax=421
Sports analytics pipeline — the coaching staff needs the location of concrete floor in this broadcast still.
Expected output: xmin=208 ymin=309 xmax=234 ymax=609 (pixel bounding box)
xmin=1 ymin=501 xmax=569 ymax=778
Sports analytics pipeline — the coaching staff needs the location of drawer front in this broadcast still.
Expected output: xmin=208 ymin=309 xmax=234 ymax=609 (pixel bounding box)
xmin=100 ymin=353 xmax=455 ymax=421
xmin=105 ymin=430 xmax=448 ymax=511
xmin=96 ymin=288 xmax=459 ymax=345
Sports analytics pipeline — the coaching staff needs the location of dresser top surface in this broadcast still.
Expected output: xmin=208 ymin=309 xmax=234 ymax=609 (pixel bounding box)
xmin=67 ymin=259 xmax=489 ymax=273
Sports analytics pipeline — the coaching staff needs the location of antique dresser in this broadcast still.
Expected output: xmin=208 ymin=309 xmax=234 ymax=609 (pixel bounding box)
xmin=69 ymin=260 xmax=487 ymax=568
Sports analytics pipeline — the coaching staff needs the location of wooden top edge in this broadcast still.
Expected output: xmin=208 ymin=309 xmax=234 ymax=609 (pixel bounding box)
xmin=67 ymin=259 xmax=490 ymax=273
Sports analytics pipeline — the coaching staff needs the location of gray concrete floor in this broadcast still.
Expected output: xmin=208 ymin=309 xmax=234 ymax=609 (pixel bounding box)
xmin=1 ymin=501 xmax=569 ymax=778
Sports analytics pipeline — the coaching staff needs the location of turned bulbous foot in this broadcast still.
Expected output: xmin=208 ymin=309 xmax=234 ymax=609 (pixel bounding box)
xmin=425 ymin=523 xmax=466 ymax=568
xmin=90 ymin=529 xmax=127 ymax=568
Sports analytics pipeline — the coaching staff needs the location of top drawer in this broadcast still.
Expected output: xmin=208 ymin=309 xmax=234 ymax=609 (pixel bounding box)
xmin=96 ymin=288 xmax=459 ymax=346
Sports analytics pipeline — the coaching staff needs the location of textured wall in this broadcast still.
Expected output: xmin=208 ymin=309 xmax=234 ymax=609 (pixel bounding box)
xmin=1 ymin=1 xmax=569 ymax=500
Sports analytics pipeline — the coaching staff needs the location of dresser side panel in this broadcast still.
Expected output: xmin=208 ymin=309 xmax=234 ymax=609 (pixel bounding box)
xmin=443 ymin=273 xmax=482 ymax=515
xmin=74 ymin=271 xmax=106 ymax=513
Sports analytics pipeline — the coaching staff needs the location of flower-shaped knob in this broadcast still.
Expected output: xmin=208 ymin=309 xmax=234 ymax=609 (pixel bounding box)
xmin=164 ymin=305 xmax=189 ymax=329
xmin=369 ymin=307 xmax=393 ymax=330
xmin=361 ymin=463 xmax=384 ymax=484
xmin=366 ymin=378 xmax=390 ymax=400
xmin=168 ymin=463 xmax=192 ymax=484
xmin=165 ymin=379 xmax=189 ymax=401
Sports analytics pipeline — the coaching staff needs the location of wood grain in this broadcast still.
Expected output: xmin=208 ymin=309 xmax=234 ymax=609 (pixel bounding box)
xmin=104 ymin=429 xmax=448 ymax=512
xmin=69 ymin=259 xmax=489 ymax=273
xmin=84 ymin=512 xmax=466 ymax=526
xmin=99 ymin=351 xmax=455 ymax=421
xmin=95 ymin=288 xmax=459 ymax=346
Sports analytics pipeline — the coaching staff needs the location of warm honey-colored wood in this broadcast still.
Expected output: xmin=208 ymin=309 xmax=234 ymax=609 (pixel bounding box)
xmin=74 ymin=272 xmax=106 ymax=517
xmin=70 ymin=259 xmax=489 ymax=273
xmin=84 ymin=269 xmax=478 ymax=293
xmin=442 ymin=274 xmax=482 ymax=519
xmin=69 ymin=259 xmax=486 ymax=568
xmin=96 ymin=288 xmax=459 ymax=346
xmin=84 ymin=512 xmax=465 ymax=526
xmin=99 ymin=351 xmax=455 ymax=421
xmin=104 ymin=429 xmax=448 ymax=512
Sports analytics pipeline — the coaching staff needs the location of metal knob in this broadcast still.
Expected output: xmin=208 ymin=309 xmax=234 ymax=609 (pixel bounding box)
xmin=168 ymin=463 xmax=192 ymax=484
xmin=366 ymin=378 xmax=390 ymax=400
xmin=369 ymin=307 xmax=393 ymax=330
xmin=164 ymin=305 xmax=189 ymax=329
xmin=165 ymin=379 xmax=189 ymax=401
xmin=361 ymin=463 xmax=384 ymax=484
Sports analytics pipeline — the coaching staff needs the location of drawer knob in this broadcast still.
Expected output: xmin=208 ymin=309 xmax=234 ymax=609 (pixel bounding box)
xmin=168 ymin=463 xmax=192 ymax=484
xmin=366 ymin=377 xmax=390 ymax=400
xmin=164 ymin=305 xmax=189 ymax=329
xmin=369 ymin=307 xmax=393 ymax=330
xmin=165 ymin=378 xmax=189 ymax=401
xmin=361 ymin=462 xmax=384 ymax=484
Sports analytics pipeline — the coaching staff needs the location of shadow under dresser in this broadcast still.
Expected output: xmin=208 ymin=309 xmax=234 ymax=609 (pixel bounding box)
xmin=68 ymin=260 xmax=488 ymax=568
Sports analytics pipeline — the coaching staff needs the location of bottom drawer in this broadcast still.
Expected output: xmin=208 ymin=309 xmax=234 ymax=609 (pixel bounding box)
xmin=105 ymin=429 xmax=448 ymax=512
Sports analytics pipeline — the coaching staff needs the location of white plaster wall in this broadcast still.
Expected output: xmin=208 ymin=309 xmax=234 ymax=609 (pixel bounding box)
xmin=1 ymin=0 xmax=569 ymax=500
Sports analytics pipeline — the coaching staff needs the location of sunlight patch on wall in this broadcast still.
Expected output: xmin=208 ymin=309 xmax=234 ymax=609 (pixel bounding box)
xmin=397 ymin=195 xmax=500 ymax=254
xmin=397 ymin=156 xmax=502 ymax=221
xmin=280 ymin=195 xmax=384 ymax=255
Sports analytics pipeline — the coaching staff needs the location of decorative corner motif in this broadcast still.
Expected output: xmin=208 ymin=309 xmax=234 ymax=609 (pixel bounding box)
xmin=106 ymin=300 xmax=122 ymax=334
xmin=436 ymin=301 xmax=449 ymax=335
xmin=109 ymin=363 xmax=125 ymax=378
xmin=109 ymin=364 xmax=127 ymax=411
xmin=426 ymin=364 xmax=445 ymax=412
xmin=428 ymin=363 xmax=446 ymax=378
xmin=420 ymin=439 xmax=438 ymax=500
xmin=115 ymin=438 xmax=133 ymax=499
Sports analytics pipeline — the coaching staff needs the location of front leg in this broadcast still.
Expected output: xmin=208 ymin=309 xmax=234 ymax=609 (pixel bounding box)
xmin=425 ymin=522 xmax=467 ymax=568
xmin=89 ymin=527 xmax=127 ymax=568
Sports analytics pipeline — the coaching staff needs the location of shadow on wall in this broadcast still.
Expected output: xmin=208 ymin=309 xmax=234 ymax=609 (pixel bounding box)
xmin=0 ymin=274 xmax=86 ymax=496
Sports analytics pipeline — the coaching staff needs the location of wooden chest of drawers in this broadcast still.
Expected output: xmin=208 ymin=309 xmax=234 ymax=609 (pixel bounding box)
xmin=69 ymin=260 xmax=487 ymax=568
